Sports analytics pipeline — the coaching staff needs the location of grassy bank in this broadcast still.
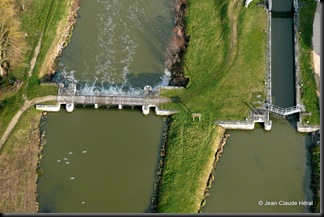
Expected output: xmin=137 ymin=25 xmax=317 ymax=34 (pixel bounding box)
xmin=0 ymin=108 xmax=43 ymax=212
xmin=298 ymin=0 xmax=319 ymax=125
xmin=157 ymin=0 xmax=268 ymax=212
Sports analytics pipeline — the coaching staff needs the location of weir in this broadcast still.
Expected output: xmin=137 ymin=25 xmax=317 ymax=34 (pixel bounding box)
xmin=36 ymin=83 xmax=177 ymax=115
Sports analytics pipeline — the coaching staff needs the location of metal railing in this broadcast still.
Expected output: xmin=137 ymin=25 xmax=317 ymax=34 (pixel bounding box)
xmin=264 ymin=103 xmax=301 ymax=116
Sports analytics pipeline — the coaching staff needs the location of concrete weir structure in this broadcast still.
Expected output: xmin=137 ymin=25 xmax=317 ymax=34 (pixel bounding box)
xmin=36 ymin=83 xmax=176 ymax=116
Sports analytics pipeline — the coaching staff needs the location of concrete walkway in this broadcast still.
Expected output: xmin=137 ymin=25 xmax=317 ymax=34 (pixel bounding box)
xmin=0 ymin=95 xmax=57 ymax=150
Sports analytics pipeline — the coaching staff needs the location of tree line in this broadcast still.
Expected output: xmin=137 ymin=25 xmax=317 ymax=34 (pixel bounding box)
xmin=0 ymin=0 xmax=27 ymax=78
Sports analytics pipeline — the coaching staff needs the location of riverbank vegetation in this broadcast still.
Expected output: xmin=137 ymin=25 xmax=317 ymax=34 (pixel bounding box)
xmin=298 ymin=0 xmax=319 ymax=125
xmin=0 ymin=0 xmax=75 ymax=212
xmin=0 ymin=0 xmax=77 ymax=139
xmin=157 ymin=0 xmax=268 ymax=212
xmin=309 ymin=141 xmax=320 ymax=213
xmin=0 ymin=0 xmax=75 ymax=145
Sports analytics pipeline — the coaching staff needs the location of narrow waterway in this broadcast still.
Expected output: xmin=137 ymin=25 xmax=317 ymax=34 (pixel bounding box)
xmin=37 ymin=0 xmax=174 ymax=213
xmin=203 ymin=120 xmax=312 ymax=213
xmin=203 ymin=0 xmax=313 ymax=213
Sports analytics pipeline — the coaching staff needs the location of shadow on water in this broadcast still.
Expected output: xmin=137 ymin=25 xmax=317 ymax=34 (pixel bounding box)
xmin=271 ymin=11 xmax=293 ymax=18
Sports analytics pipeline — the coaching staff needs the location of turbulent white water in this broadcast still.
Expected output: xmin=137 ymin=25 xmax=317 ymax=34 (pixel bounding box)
xmin=55 ymin=0 xmax=174 ymax=95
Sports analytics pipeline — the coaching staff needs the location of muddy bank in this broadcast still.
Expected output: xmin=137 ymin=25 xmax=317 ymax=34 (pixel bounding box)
xmin=198 ymin=133 xmax=230 ymax=212
xmin=165 ymin=0 xmax=189 ymax=87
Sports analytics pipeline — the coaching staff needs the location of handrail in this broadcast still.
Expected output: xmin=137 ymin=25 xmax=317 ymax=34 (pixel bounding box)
xmin=263 ymin=103 xmax=301 ymax=116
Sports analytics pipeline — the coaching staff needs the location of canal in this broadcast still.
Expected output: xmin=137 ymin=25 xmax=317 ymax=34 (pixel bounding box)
xmin=37 ymin=0 xmax=174 ymax=213
xmin=203 ymin=0 xmax=313 ymax=213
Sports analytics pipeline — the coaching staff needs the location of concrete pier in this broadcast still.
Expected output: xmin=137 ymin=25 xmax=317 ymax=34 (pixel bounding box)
xmin=36 ymin=104 xmax=61 ymax=112
xmin=66 ymin=103 xmax=74 ymax=112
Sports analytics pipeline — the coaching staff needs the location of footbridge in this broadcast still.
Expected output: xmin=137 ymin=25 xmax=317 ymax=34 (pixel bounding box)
xmin=36 ymin=83 xmax=177 ymax=115
xmin=263 ymin=103 xmax=302 ymax=117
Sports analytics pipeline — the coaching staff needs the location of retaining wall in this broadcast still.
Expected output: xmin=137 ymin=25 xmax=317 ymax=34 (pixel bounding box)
xmin=297 ymin=122 xmax=320 ymax=133
xmin=215 ymin=121 xmax=255 ymax=130
xmin=36 ymin=104 xmax=61 ymax=112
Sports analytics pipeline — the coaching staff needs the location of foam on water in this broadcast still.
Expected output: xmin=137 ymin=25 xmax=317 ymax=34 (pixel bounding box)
xmin=55 ymin=0 xmax=173 ymax=95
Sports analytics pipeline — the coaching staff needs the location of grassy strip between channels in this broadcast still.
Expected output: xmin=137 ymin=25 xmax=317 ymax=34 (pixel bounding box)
xmin=157 ymin=119 xmax=225 ymax=212
xmin=157 ymin=0 xmax=267 ymax=212
xmin=298 ymin=0 xmax=319 ymax=125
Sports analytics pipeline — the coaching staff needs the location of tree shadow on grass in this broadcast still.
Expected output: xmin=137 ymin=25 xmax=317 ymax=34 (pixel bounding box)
xmin=171 ymin=96 xmax=192 ymax=118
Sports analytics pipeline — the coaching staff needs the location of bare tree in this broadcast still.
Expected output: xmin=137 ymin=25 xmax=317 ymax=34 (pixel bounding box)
xmin=0 ymin=0 xmax=27 ymax=77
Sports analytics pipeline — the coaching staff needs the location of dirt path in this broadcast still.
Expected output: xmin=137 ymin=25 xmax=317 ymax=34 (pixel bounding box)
xmin=28 ymin=36 xmax=43 ymax=77
xmin=0 ymin=95 xmax=57 ymax=150
xmin=312 ymin=1 xmax=320 ymax=97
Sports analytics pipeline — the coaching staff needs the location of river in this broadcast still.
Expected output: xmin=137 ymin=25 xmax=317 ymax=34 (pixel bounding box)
xmin=37 ymin=0 xmax=174 ymax=213
xmin=37 ymin=0 xmax=314 ymax=213
xmin=203 ymin=0 xmax=313 ymax=213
